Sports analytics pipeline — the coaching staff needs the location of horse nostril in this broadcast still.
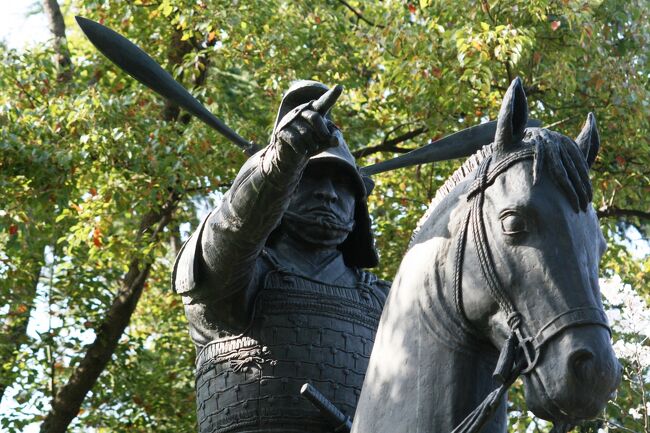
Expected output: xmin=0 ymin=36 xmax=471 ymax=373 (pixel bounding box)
xmin=570 ymin=348 xmax=596 ymax=382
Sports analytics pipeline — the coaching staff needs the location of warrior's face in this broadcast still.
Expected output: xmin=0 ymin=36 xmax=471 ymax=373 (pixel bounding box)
xmin=283 ymin=163 xmax=357 ymax=247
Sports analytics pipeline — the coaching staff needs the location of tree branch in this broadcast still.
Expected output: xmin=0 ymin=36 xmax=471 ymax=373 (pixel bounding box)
xmin=163 ymin=31 xmax=212 ymax=125
xmin=337 ymin=0 xmax=385 ymax=28
xmin=597 ymin=206 xmax=650 ymax=221
xmin=353 ymin=126 xmax=428 ymax=158
xmin=12 ymin=75 xmax=40 ymax=108
xmin=42 ymin=0 xmax=72 ymax=82
xmin=544 ymin=115 xmax=582 ymax=129
xmin=504 ymin=61 xmax=513 ymax=84
xmin=481 ymin=0 xmax=496 ymax=24
xmin=162 ymin=30 xmax=195 ymax=122
xmin=169 ymin=222 xmax=182 ymax=257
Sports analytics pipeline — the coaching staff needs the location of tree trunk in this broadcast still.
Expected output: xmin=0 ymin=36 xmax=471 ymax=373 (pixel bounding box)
xmin=170 ymin=222 xmax=183 ymax=257
xmin=40 ymin=261 xmax=152 ymax=433
xmin=42 ymin=0 xmax=72 ymax=82
xmin=39 ymin=200 xmax=177 ymax=433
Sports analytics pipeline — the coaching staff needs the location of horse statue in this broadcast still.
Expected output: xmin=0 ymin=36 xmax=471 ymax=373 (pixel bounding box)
xmin=350 ymin=79 xmax=621 ymax=433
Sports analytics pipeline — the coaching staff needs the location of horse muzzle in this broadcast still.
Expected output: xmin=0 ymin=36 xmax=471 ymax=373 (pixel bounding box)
xmin=522 ymin=325 xmax=622 ymax=422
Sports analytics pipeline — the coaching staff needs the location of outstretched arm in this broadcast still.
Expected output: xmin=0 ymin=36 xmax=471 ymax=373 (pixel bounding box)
xmin=173 ymin=86 xmax=343 ymax=332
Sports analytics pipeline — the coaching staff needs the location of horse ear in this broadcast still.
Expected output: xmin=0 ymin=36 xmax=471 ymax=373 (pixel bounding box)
xmin=495 ymin=77 xmax=528 ymax=152
xmin=575 ymin=112 xmax=600 ymax=168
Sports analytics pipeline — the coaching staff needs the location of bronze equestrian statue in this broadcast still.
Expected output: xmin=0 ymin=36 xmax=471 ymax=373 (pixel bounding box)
xmin=173 ymin=78 xmax=620 ymax=433
xmin=74 ymin=19 xmax=620 ymax=431
xmin=172 ymin=81 xmax=389 ymax=433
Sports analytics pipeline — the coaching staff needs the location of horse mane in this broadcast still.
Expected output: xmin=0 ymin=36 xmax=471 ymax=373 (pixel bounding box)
xmin=410 ymin=127 xmax=593 ymax=247
xmin=429 ymin=143 xmax=497 ymax=212
xmin=409 ymin=142 xmax=495 ymax=245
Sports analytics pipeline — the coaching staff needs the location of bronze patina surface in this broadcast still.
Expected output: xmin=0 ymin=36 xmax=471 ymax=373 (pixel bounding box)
xmin=173 ymin=81 xmax=388 ymax=433
xmin=352 ymin=79 xmax=620 ymax=433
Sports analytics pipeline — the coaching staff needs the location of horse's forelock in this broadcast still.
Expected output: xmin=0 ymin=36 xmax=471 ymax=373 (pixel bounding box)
xmin=527 ymin=128 xmax=593 ymax=212
xmin=410 ymin=127 xmax=593 ymax=247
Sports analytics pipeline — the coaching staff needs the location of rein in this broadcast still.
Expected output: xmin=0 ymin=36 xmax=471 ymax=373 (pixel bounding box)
xmin=451 ymin=148 xmax=610 ymax=433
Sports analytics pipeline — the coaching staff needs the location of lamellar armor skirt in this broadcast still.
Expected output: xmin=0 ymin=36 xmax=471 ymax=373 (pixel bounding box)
xmin=194 ymin=267 xmax=387 ymax=433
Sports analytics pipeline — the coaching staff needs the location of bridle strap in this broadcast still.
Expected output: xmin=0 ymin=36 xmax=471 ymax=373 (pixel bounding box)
xmin=453 ymin=210 xmax=475 ymax=336
xmin=452 ymin=150 xmax=534 ymax=337
xmin=469 ymin=156 xmax=518 ymax=318
xmin=452 ymin=148 xmax=611 ymax=433
xmin=535 ymin=307 xmax=611 ymax=346
xmin=518 ymin=306 xmax=610 ymax=374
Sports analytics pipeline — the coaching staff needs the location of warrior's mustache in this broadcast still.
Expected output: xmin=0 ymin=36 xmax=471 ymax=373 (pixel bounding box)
xmin=284 ymin=211 xmax=354 ymax=233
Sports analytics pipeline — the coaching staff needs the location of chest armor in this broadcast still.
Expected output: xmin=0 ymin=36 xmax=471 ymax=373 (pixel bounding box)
xmin=194 ymin=264 xmax=386 ymax=433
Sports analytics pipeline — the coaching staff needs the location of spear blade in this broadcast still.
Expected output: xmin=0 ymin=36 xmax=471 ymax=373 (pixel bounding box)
xmin=75 ymin=16 xmax=258 ymax=156
xmin=360 ymin=119 xmax=541 ymax=176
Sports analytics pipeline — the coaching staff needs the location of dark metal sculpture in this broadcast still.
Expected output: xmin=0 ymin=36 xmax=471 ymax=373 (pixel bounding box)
xmin=77 ymin=17 xmax=619 ymax=432
xmin=301 ymin=383 xmax=353 ymax=432
xmin=351 ymin=78 xmax=621 ymax=433
xmin=173 ymin=80 xmax=389 ymax=433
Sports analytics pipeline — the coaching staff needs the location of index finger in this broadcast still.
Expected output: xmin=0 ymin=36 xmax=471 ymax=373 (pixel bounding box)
xmin=312 ymin=84 xmax=343 ymax=116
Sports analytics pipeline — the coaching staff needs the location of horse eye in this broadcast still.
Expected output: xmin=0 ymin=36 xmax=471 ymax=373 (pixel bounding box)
xmin=500 ymin=212 xmax=527 ymax=234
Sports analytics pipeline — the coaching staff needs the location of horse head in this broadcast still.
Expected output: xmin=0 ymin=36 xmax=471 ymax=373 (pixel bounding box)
xmin=459 ymin=78 xmax=621 ymax=426
xmin=352 ymin=78 xmax=620 ymax=433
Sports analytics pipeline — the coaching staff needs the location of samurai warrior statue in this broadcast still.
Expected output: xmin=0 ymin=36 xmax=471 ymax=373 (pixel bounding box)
xmin=173 ymin=81 xmax=389 ymax=433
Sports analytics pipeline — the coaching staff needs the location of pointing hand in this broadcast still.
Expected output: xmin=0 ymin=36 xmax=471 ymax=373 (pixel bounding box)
xmin=273 ymin=85 xmax=343 ymax=157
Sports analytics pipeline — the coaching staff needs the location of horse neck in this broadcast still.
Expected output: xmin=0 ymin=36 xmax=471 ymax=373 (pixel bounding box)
xmin=355 ymin=237 xmax=506 ymax=432
xmin=354 ymin=189 xmax=508 ymax=433
xmin=416 ymin=237 xmax=507 ymax=433
xmin=410 ymin=182 xmax=509 ymax=431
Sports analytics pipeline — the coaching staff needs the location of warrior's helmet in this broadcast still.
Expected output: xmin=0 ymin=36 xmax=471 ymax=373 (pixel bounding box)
xmin=273 ymin=80 xmax=378 ymax=268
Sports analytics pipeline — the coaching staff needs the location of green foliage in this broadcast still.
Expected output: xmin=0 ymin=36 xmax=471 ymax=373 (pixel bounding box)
xmin=1 ymin=0 xmax=648 ymax=432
